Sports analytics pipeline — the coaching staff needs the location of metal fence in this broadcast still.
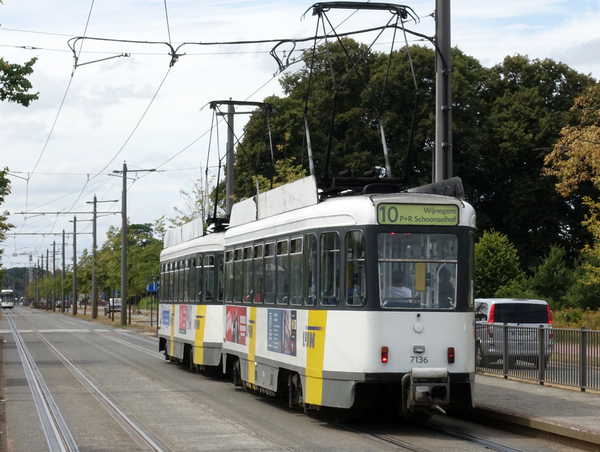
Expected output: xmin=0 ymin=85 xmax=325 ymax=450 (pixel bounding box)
xmin=475 ymin=324 xmax=600 ymax=391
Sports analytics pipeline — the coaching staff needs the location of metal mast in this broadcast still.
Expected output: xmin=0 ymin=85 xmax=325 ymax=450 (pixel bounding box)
xmin=434 ymin=0 xmax=452 ymax=182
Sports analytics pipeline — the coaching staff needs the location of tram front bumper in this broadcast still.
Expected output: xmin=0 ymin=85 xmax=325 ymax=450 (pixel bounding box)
xmin=404 ymin=368 xmax=450 ymax=413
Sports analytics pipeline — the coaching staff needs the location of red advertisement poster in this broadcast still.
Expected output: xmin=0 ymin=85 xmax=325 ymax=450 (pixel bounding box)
xmin=226 ymin=306 xmax=247 ymax=345
xmin=179 ymin=305 xmax=187 ymax=334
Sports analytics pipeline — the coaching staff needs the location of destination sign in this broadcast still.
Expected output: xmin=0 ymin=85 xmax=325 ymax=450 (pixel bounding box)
xmin=377 ymin=204 xmax=459 ymax=226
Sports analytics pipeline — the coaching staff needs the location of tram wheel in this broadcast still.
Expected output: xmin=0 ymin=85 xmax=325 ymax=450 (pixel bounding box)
xmin=233 ymin=359 xmax=242 ymax=387
xmin=189 ymin=348 xmax=195 ymax=372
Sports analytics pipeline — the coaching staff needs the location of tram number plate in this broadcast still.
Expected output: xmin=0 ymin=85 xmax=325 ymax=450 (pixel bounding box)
xmin=410 ymin=355 xmax=429 ymax=363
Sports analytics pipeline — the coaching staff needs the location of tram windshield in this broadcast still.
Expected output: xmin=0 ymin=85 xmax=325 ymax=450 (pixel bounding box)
xmin=378 ymin=233 xmax=458 ymax=309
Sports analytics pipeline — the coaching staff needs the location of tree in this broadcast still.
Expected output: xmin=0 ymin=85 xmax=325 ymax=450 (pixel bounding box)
xmin=96 ymin=222 xmax=163 ymax=303
xmin=0 ymin=57 xmax=39 ymax=106
xmin=495 ymin=245 xmax=573 ymax=308
xmin=544 ymin=86 xmax=600 ymax=287
xmin=458 ymin=55 xmax=595 ymax=269
xmin=168 ymin=174 xmax=212 ymax=228
xmin=233 ymin=40 xmax=596 ymax=269
xmin=0 ymin=167 xmax=14 ymax=279
xmin=475 ymin=230 xmax=524 ymax=297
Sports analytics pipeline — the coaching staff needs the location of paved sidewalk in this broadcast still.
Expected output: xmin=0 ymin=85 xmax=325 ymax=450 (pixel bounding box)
xmin=474 ymin=373 xmax=600 ymax=446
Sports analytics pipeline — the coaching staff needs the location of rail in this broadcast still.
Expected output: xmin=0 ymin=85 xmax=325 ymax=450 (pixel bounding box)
xmin=475 ymin=324 xmax=600 ymax=391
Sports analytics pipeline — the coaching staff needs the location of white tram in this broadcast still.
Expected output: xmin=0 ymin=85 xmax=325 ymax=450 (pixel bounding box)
xmin=1 ymin=289 xmax=15 ymax=309
xmin=159 ymin=176 xmax=476 ymax=417
xmin=158 ymin=217 xmax=225 ymax=370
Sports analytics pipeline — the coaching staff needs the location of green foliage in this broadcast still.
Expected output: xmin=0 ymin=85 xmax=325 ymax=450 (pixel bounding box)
xmin=0 ymin=57 xmax=39 ymax=106
xmin=95 ymin=222 xmax=163 ymax=302
xmin=528 ymin=246 xmax=573 ymax=306
xmin=563 ymin=252 xmax=600 ymax=310
xmin=234 ymin=40 xmax=596 ymax=269
xmin=475 ymin=230 xmax=524 ymax=297
xmin=492 ymin=246 xmax=573 ymax=308
xmin=552 ymin=308 xmax=600 ymax=330
xmin=0 ymin=167 xmax=14 ymax=272
xmin=460 ymin=55 xmax=595 ymax=270
xmin=494 ymin=278 xmax=540 ymax=300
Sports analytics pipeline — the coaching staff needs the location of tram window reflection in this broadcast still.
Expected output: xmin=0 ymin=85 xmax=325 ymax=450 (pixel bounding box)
xmin=277 ymin=240 xmax=289 ymax=305
xmin=346 ymin=230 xmax=366 ymax=306
xmin=320 ymin=232 xmax=340 ymax=306
xmin=264 ymin=243 xmax=276 ymax=304
xmin=378 ymin=233 xmax=458 ymax=309
xmin=243 ymin=247 xmax=253 ymax=304
xmin=253 ymin=244 xmax=263 ymax=303
xmin=203 ymin=255 xmax=214 ymax=302
xmin=304 ymin=234 xmax=317 ymax=306
xmin=234 ymin=248 xmax=243 ymax=303
xmin=225 ymin=251 xmax=234 ymax=303
xmin=290 ymin=238 xmax=303 ymax=306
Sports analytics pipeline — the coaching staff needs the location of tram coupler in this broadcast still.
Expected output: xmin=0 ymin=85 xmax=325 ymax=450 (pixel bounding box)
xmin=401 ymin=368 xmax=450 ymax=415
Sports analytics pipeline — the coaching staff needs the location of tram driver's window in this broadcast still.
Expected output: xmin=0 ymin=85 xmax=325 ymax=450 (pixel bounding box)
xmin=378 ymin=233 xmax=458 ymax=309
xmin=320 ymin=232 xmax=340 ymax=306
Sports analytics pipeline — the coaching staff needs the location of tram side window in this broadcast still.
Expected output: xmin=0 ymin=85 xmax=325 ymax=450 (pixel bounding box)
xmin=203 ymin=255 xmax=214 ymax=302
xmin=190 ymin=258 xmax=197 ymax=302
xmin=304 ymin=234 xmax=317 ymax=306
xmin=160 ymin=265 xmax=166 ymax=302
xmin=193 ymin=257 xmax=202 ymax=302
xmin=234 ymin=248 xmax=243 ymax=303
xmin=243 ymin=247 xmax=253 ymax=303
xmin=346 ymin=231 xmax=366 ymax=306
xmin=183 ymin=259 xmax=190 ymax=302
xmin=217 ymin=254 xmax=224 ymax=302
xmin=320 ymin=232 xmax=340 ymax=306
xmin=290 ymin=238 xmax=303 ymax=306
xmin=175 ymin=262 xmax=181 ymax=301
xmin=264 ymin=242 xmax=276 ymax=304
xmin=169 ymin=263 xmax=174 ymax=301
xmin=277 ymin=240 xmax=289 ymax=305
xmin=253 ymin=244 xmax=263 ymax=303
xmin=225 ymin=250 xmax=234 ymax=303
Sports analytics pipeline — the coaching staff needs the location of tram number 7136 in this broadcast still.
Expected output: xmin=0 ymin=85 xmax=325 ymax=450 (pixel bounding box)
xmin=410 ymin=355 xmax=428 ymax=364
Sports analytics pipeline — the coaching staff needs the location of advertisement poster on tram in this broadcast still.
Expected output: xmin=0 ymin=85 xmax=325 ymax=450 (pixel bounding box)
xmin=226 ymin=306 xmax=247 ymax=345
xmin=161 ymin=307 xmax=170 ymax=328
xmin=267 ymin=309 xmax=297 ymax=356
xmin=179 ymin=305 xmax=187 ymax=334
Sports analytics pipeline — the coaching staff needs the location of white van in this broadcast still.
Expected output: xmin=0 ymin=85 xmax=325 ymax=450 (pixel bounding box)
xmin=107 ymin=298 xmax=122 ymax=313
xmin=475 ymin=298 xmax=553 ymax=369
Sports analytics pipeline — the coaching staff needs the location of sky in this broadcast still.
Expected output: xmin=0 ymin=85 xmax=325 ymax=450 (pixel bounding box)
xmin=1 ymin=0 xmax=600 ymax=272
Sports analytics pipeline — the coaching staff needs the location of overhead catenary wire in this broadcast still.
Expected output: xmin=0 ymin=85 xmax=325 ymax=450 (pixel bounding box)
xmin=6 ymin=3 xmax=436 ymax=265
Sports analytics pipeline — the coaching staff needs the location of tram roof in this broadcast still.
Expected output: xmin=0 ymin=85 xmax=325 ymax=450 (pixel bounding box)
xmin=226 ymin=176 xmax=475 ymax=242
xmin=161 ymin=229 xmax=225 ymax=260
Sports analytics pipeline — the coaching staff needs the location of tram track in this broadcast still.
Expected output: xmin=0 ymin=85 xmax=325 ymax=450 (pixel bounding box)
xmin=341 ymin=419 xmax=531 ymax=452
xmin=6 ymin=310 xmax=172 ymax=452
xmin=7 ymin=312 xmax=79 ymax=452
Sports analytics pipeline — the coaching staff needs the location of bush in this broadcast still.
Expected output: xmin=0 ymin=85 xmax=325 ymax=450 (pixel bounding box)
xmin=475 ymin=230 xmax=524 ymax=297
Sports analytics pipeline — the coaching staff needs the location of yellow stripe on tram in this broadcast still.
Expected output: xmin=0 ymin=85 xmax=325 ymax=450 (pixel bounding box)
xmin=305 ymin=310 xmax=327 ymax=406
xmin=247 ymin=307 xmax=256 ymax=384
xmin=194 ymin=305 xmax=207 ymax=366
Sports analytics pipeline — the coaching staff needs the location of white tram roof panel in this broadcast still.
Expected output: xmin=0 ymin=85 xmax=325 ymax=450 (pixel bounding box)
xmin=161 ymin=229 xmax=225 ymax=261
xmin=226 ymin=176 xmax=475 ymax=242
